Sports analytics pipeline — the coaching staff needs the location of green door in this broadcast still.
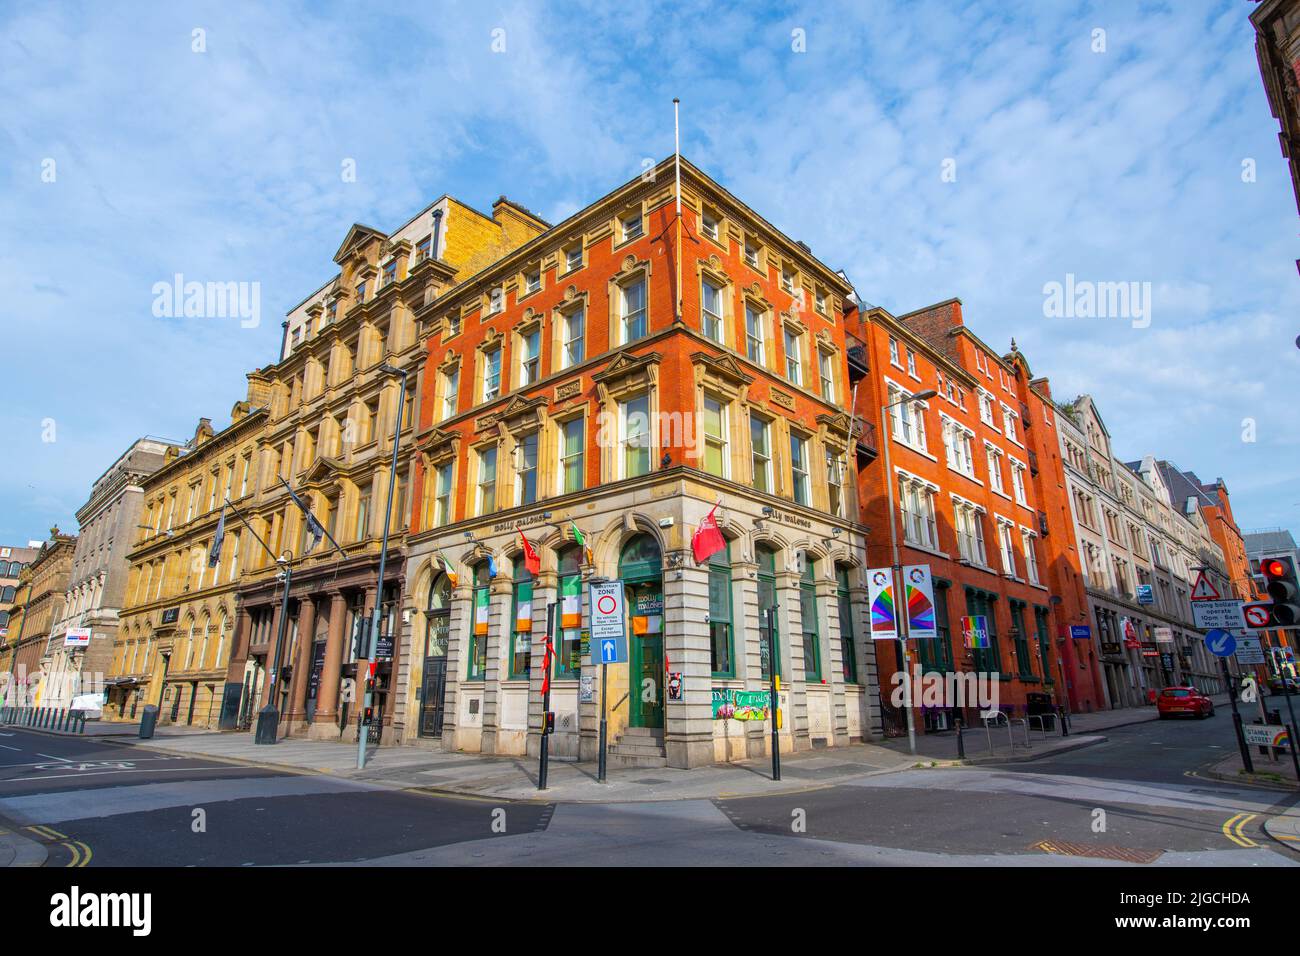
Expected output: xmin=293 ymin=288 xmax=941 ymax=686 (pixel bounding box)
xmin=628 ymin=581 xmax=664 ymax=728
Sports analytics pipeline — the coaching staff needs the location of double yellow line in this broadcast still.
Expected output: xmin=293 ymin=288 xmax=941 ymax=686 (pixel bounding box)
xmin=1222 ymin=812 xmax=1258 ymax=848
xmin=25 ymin=824 xmax=91 ymax=867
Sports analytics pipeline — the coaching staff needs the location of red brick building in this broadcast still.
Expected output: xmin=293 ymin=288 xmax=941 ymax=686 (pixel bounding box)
xmin=401 ymin=157 xmax=873 ymax=767
xmin=846 ymin=296 xmax=1106 ymax=729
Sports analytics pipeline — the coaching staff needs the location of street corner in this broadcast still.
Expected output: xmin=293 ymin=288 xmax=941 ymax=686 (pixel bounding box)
xmin=0 ymin=819 xmax=50 ymax=868
xmin=1262 ymin=812 xmax=1300 ymax=853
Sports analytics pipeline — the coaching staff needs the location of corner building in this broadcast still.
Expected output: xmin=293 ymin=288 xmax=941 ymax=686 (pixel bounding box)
xmin=404 ymin=157 xmax=876 ymax=769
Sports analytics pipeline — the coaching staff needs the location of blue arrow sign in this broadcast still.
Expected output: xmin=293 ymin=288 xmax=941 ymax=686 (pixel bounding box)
xmin=1205 ymin=629 xmax=1236 ymax=658
xmin=601 ymin=638 xmax=619 ymax=664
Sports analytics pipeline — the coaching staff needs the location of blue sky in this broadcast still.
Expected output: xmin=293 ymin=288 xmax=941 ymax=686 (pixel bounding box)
xmin=1 ymin=0 xmax=1296 ymax=544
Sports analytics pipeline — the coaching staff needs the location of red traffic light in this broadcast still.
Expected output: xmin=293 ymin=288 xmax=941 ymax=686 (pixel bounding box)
xmin=1263 ymin=559 xmax=1288 ymax=579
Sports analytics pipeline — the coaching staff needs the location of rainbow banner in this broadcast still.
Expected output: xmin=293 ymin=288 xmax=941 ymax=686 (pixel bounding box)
xmin=868 ymin=567 xmax=898 ymax=640
xmin=961 ymin=615 xmax=989 ymax=649
xmin=903 ymin=564 xmax=937 ymax=640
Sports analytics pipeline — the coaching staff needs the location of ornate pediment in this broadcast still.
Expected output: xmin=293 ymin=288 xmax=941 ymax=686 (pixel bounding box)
xmin=418 ymin=427 xmax=460 ymax=466
xmin=300 ymin=456 xmax=347 ymax=490
xmin=593 ymin=349 xmax=661 ymax=402
xmin=816 ymin=412 xmax=853 ymax=441
xmin=498 ymin=394 xmax=548 ymax=433
xmin=692 ymin=351 xmax=753 ymax=390
xmin=333 ymin=224 xmax=386 ymax=265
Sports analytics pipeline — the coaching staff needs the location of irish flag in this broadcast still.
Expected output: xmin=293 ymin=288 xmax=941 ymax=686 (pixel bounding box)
xmin=561 ymin=573 xmax=582 ymax=628
xmin=515 ymin=578 xmax=533 ymax=633
xmin=571 ymin=520 xmax=592 ymax=565
xmin=474 ymin=587 xmax=490 ymax=635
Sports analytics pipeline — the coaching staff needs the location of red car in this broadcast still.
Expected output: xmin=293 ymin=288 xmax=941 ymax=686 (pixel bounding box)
xmin=1156 ymin=686 xmax=1215 ymax=719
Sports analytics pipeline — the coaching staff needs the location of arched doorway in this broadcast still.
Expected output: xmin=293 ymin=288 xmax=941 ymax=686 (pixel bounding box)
xmin=419 ymin=574 xmax=453 ymax=737
xmin=620 ymin=533 xmax=664 ymax=729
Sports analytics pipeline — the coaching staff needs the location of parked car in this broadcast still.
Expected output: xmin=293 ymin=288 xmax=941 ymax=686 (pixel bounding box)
xmin=69 ymin=692 xmax=104 ymax=719
xmin=1156 ymin=686 xmax=1215 ymax=719
xmin=1268 ymin=676 xmax=1300 ymax=696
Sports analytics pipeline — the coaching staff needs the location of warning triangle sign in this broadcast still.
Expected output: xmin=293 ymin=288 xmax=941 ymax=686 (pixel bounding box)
xmin=1190 ymin=570 xmax=1220 ymax=602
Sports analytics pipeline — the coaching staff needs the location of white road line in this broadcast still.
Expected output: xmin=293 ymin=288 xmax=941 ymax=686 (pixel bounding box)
xmin=8 ymin=766 xmax=239 ymax=783
xmin=0 ymin=745 xmax=19 ymax=751
xmin=35 ymin=754 xmax=71 ymax=762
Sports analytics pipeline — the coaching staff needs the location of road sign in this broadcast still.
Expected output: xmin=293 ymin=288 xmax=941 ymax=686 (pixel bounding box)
xmin=1190 ymin=570 xmax=1220 ymax=601
xmin=588 ymin=580 xmax=627 ymax=663
xmin=1243 ymin=724 xmax=1291 ymax=750
xmin=598 ymin=637 xmax=623 ymax=664
xmin=1234 ymin=634 xmax=1266 ymax=665
xmin=1191 ymin=599 xmax=1245 ymax=631
xmin=1242 ymin=602 xmax=1272 ymax=630
xmin=1204 ymin=629 xmax=1237 ymax=657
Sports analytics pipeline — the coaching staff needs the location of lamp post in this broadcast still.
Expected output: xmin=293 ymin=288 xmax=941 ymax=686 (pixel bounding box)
xmin=880 ymin=389 xmax=937 ymax=756
xmin=255 ymin=551 xmax=294 ymax=744
xmin=357 ymin=363 xmax=408 ymax=770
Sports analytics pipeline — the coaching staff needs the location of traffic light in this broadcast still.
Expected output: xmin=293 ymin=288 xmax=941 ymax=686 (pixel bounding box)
xmin=362 ymin=706 xmax=374 ymax=725
xmin=1261 ymin=556 xmax=1300 ymax=627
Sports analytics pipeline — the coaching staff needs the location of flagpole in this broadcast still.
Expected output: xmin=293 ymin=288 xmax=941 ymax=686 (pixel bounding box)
xmin=674 ymin=97 xmax=682 ymax=325
xmin=279 ymin=478 xmax=347 ymax=557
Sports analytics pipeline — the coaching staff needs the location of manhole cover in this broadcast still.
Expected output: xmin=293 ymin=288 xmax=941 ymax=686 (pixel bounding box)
xmin=1031 ymin=840 xmax=1162 ymax=864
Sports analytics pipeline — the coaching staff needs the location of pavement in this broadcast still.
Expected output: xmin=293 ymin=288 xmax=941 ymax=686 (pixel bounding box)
xmin=35 ymin=697 xmax=1194 ymax=803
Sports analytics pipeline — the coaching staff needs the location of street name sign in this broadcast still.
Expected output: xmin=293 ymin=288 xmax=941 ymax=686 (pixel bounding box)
xmin=1191 ymin=599 xmax=1245 ymax=631
xmin=1243 ymin=724 xmax=1291 ymax=750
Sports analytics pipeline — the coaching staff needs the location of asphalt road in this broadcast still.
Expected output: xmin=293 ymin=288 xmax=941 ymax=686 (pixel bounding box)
xmin=0 ymin=728 xmax=552 ymax=866
xmin=1 ymin=714 xmax=1296 ymax=866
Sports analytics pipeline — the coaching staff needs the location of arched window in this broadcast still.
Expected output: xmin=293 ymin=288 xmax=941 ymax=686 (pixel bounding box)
xmin=836 ymin=564 xmax=857 ymax=683
xmin=198 ymin=616 xmax=210 ymax=671
xmin=756 ymin=544 xmax=779 ymax=680
xmin=509 ymin=556 xmax=533 ymax=679
xmin=185 ymin=619 xmax=196 ymax=669
xmin=800 ymin=554 xmax=821 ymax=681
xmin=424 ymin=574 xmax=452 ymax=660
xmin=556 ymin=546 xmax=582 ymax=679
xmin=708 ymin=543 xmax=734 ymax=677
xmin=215 ymin=614 xmax=229 ymax=669
xmin=618 ymin=533 xmax=661 ymax=581
xmin=467 ymin=563 xmax=492 ymax=680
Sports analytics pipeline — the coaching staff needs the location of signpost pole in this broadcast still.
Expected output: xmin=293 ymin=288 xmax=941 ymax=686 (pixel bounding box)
xmin=598 ymin=661 xmax=608 ymax=783
xmin=1274 ymin=672 xmax=1300 ymax=781
xmin=767 ymin=604 xmax=780 ymax=781
xmin=1222 ymin=656 xmax=1254 ymax=774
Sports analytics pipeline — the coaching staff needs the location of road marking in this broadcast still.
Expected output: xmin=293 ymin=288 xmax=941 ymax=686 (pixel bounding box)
xmin=36 ymin=754 xmax=71 ymax=762
xmin=27 ymin=824 xmax=67 ymax=840
xmin=63 ymin=841 xmax=81 ymax=867
xmin=8 ymin=765 xmax=235 ymax=783
xmin=0 ymin=744 xmax=19 ymax=751
xmin=1222 ymin=812 xmax=1259 ymax=848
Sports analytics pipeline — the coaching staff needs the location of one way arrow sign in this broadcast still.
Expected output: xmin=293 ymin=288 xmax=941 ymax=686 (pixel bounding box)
xmin=601 ymin=639 xmax=621 ymax=664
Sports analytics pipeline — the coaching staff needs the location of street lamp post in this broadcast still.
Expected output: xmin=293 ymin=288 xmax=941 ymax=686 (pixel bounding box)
xmin=255 ymin=553 xmax=294 ymax=744
xmin=880 ymin=389 xmax=937 ymax=756
xmin=357 ymin=363 xmax=408 ymax=770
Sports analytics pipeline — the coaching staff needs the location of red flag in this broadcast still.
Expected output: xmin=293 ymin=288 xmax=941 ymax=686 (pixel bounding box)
xmin=691 ymin=504 xmax=725 ymax=564
xmin=540 ymin=631 xmax=554 ymax=697
xmin=519 ymin=527 xmax=541 ymax=575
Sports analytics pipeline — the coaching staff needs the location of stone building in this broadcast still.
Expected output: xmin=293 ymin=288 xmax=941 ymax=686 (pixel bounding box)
xmin=107 ymin=412 xmax=263 ymax=726
xmin=1251 ymin=0 xmax=1300 ymax=223
xmin=1054 ymin=397 xmax=1227 ymax=706
xmin=0 ymin=543 xmax=40 ymax=644
xmin=220 ymin=194 xmax=547 ymax=743
xmin=0 ymin=529 xmax=75 ymax=705
xmin=43 ymin=437 xmax=181 ymax=709
xmin=401 ymin=157 xmax=871 ymax=768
